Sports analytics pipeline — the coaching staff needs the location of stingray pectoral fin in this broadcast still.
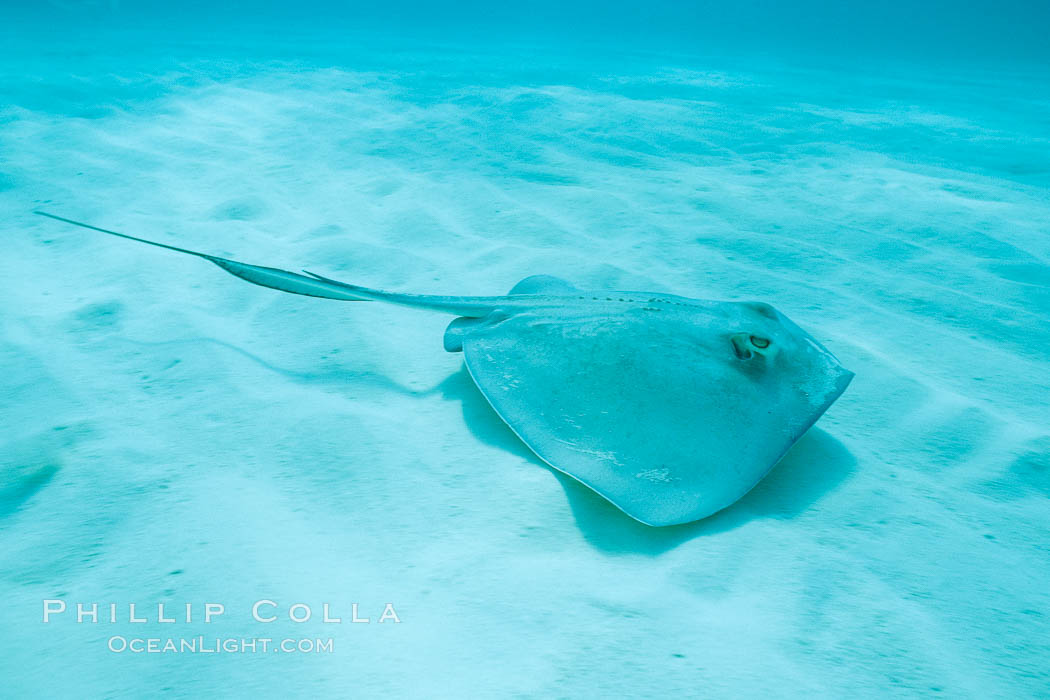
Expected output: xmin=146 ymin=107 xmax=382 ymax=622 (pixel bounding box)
xmin=508 ymin=275 xmax=579 ymax=295
xmin=443 ymin=316 xmax=482 ymax=352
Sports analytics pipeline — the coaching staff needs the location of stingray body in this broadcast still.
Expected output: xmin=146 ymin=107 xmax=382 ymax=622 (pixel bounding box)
xmin=36 ymin=212 xmax=854 ymax=526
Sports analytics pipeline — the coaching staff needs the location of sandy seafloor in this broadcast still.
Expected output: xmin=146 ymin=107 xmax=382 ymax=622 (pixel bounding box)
xmin=1 ymin=29 xmax=1049 ymax=698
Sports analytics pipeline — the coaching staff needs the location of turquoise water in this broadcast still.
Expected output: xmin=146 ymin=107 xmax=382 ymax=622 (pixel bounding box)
xmin=2 ymin=4 xmax=1049 ymax=698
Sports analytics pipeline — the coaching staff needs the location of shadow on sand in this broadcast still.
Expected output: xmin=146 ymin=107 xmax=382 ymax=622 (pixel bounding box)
xmin=439 ymin=366 xmax=856 ymax=555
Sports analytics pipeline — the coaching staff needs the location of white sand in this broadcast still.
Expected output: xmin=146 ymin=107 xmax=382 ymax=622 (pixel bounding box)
xmin=2 ymin=34 xmax=1049 ymax=697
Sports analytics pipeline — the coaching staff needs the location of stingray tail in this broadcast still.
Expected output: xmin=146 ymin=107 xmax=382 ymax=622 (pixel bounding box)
xmin=34 ymin=212 xmax=500 ymax=317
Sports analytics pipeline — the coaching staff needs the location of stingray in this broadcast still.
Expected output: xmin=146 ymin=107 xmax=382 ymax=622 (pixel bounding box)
xmin=35 ymin=212 xmax=853 ymax=526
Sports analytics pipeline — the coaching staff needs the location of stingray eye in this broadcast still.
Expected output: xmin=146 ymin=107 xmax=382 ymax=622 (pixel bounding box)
xmin=750 ymin=335 xmax=771 ymax=349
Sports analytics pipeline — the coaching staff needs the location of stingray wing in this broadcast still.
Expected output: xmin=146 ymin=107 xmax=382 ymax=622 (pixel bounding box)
xmin=460 ymin=304 xmax=846 ymax=526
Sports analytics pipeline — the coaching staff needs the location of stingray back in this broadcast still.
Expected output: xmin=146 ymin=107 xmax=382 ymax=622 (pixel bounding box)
xmin=460 ymin=304 xmax=836 ymax=526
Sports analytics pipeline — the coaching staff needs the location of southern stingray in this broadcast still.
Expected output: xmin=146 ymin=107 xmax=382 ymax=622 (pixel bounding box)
xmin=36 ymin=211 xmax=854 ymax=526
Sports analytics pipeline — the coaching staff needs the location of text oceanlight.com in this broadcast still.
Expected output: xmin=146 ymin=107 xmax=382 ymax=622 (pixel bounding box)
xmin=107 ymin=636 xmax=335 ymax=654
